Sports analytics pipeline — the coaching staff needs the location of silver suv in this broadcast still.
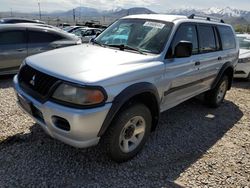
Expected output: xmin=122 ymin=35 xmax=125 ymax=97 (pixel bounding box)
xmin=14 ymin=14 xmax=239 ymax=162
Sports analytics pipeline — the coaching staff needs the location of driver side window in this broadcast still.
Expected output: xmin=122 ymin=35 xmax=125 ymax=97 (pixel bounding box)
xmin=172 ymin=24 xmax=198 ymax=55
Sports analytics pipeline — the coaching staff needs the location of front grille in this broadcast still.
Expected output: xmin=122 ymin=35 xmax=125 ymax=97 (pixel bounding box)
xmin=18 ymin=65 xmax=59 ymax=102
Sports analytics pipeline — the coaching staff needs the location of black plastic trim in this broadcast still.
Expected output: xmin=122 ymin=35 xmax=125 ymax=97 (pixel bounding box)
xmin=97 ymin=82 xmax=160 ymax=137
xmin=211 ymin=62 xmax=234 ymax=90
xmin=164 ymin=74 xmax=216 ymax=96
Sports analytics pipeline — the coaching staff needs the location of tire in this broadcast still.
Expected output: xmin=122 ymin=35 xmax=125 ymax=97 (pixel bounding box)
xmin=205 ymin=75 xmax=229 ymax=108
xmin=247 ymin=73 xmax=250 ymax=81
xmin=101 ymin=103 xmax=152 ymax=163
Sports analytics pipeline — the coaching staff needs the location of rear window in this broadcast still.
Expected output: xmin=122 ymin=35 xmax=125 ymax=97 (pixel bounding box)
xmin=0 ymin=30 xmax=26 ymax=45
xmin=198 ymin=25 xmax=217 ymax=53
xmin=28 ymin=30 xmax=63 ymax=43
xmin=217 ymin=26 xmax=236 ymax=50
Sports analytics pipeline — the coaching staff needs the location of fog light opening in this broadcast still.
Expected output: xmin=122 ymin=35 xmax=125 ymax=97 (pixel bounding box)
xmin=52 ymin=116 xmax=71 ymax=131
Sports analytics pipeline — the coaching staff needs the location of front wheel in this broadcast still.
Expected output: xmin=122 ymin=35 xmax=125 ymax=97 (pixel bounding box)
xmin=102 ymin=103 xmax=152 ymax=163
xmin=205 ymin=75 xmax=229 ymax=108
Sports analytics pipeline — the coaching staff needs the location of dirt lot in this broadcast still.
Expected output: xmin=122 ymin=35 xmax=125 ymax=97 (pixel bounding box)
xmin=0 ymin=76 xmax=249 ymax=187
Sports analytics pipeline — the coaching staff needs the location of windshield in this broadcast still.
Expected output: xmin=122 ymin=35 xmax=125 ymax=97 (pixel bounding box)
xmin=95 ymin=19 xmax=173 ymax=54
xmin=237 ymin=36 xmax=250 ymax=50
xmin=72 ymin=29 xmax=87 ymax=37
xmin=63 ymin=26 xmax=74 ymax=32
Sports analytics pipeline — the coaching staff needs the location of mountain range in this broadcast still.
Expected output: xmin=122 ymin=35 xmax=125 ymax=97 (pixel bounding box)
xmin=0 ymin=6 xmax=249 ymax=25
xmin=49 ymin=6 xmax=250 ymax=24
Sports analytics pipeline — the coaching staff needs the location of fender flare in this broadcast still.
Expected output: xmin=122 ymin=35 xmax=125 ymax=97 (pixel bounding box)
xmin=98 ymin=82 xmax=160 ymax=137
xmin=211 ymin=62 xmax=234 ymax=90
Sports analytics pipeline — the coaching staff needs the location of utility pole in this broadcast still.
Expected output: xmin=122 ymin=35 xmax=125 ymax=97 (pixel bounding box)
xmin=38 ymin=1 xmax=41 ymax=20
xmin=79 ymin=0 xmax=81 ymax=21
xmin=73 ymin=9 xmax=76 ymax=23
xmin=10 ymin=8 xmax=13 ymax=17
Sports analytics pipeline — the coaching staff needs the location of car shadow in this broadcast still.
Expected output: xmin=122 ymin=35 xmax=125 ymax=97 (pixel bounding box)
xmin=0 ymin=99 xmax=243 ymax=187
xmin=0 ymin=75 xmax=15 ymax=89
xmin=232 ymin=79 xmax=250 ymax=89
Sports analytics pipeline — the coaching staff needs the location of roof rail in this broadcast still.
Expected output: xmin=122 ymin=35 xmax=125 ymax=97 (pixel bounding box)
xmin=188 ymin=14 xmax=225 ymax=23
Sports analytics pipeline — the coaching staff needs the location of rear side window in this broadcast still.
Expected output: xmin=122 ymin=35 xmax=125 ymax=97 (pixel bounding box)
xmin=0 ymin=30 xmax=26 ymax=45
xmin=28 ymin=31 xmax=63 ymax=43
xmin=198 ymin=25 xmax=217 ymax=53
xmin=172 ymin=24 xmax=198 ymax=55
xmin=217 ymin=26 xmax=236 ymax=50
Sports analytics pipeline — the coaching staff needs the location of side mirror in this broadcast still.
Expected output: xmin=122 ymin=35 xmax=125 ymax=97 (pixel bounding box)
xmin=174 ymin=41 xmax=193 ymax=58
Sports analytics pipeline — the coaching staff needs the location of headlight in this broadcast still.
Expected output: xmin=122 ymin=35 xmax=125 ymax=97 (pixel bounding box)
xmin=52 ymin=83 xmax=106 ymax=107
xmin=238 ymin=58 xmax=250 ymax=63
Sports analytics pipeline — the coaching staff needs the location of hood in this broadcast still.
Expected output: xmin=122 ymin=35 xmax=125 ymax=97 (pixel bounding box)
xmin=239 ymin=49 xmax=250 ymax=59
xmin=26 ymin=44 xmax=159 ymax=84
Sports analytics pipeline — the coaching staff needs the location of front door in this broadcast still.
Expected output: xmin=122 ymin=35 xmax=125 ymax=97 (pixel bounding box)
xmin=162 ymin=23 xmax=202 ymax=111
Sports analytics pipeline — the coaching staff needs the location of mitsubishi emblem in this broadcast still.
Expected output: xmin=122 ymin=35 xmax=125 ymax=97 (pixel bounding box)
xmin=30 ymin=75 xmax=36 ymax=86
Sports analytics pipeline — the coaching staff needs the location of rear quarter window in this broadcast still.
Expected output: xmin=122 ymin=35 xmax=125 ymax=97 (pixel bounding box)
xmin=217 ymin=26 xmax=236 ymax=50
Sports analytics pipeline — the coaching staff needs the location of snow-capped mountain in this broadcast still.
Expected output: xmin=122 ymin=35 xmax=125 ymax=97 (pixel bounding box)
xmin=167 ymin=7 xmax=250 ymax=19
xmin=166 ymin=7 xmax=250 ymax=23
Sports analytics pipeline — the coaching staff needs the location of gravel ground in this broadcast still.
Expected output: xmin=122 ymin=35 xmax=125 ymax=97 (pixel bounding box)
xmin=0 ymin=76 xmax=249 ymax=187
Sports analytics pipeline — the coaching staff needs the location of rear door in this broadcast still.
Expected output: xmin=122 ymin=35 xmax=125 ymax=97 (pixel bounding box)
xmin=195 ymin=24 xmax=223 ymax=89
xmin=0 ymin=29 xmax=27 ymax=72
xmin=27 ymin=29 xmax=64 ymax=56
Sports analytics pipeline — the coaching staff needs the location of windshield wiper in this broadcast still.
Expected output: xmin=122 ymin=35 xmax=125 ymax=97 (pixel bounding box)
xmin=106 ymin=44 xmax=146 ymax=55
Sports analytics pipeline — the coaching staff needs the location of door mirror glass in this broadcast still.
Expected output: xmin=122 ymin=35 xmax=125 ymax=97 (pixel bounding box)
xmin=174 ymin=41 xmax=193 ymax=58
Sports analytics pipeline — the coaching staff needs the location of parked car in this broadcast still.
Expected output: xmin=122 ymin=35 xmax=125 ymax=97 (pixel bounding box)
xmin=0 ymin=23 xmax=81 ymax=75
xmin=0 ymin=17 xmax=45 ymax=24
xmin=63 ymin=26 xmax=87 ymax=33
xmin=14 ymin=14 xmax=238 ymax=162
xmin=57 ymin=23 xmax=71 ymax=28
xmin=71 ymin=28 xmax=102 ymax=43
xmin=234 ymin=34 xmax=250 ymax=79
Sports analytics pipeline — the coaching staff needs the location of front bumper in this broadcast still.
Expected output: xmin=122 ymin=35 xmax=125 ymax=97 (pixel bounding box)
xmin=13 ymin=75 xmax=112 ymax=148
xmin=234 ymin=63 xmax=250 ymax=78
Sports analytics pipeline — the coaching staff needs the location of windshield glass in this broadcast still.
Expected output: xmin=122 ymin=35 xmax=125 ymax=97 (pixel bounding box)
xmin=72 ymin=29 xmax=87 ymax=37
xmin=237 ymin=36 xmax=250 ymax=49
xmin=95 ymin=19 xmax=173 ymax=54
xmin=63 ymin=26 xmax=74 ymax=32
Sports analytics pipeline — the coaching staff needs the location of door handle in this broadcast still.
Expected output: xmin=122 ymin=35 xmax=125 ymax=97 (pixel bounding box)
xmin=195 ymin=61 xmax=201 ymax=66
xmin=218 ymin=56 xmax=222 ymax=61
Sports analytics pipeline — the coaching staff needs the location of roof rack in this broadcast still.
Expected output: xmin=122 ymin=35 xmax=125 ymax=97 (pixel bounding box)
xmin=188 ymin=14 xmax=225 ymax=23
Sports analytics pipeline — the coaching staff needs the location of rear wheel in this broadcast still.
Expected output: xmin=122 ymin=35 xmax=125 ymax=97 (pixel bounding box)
xmin=205 ymin=75 xmax=229 ymax=108
xmin=102 ymin=103 xmax=152 ymax=163
xmin=247 ymin=73 xmax=250 ymax=81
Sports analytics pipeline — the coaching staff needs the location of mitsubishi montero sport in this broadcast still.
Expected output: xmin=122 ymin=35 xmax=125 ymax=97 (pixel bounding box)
xmin=14 ymin=14 xmax=239 ymax=162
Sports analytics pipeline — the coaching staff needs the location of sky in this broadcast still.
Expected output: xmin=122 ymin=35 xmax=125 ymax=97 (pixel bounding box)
xmin=0 ymin=0 xmax=250 ymax=13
